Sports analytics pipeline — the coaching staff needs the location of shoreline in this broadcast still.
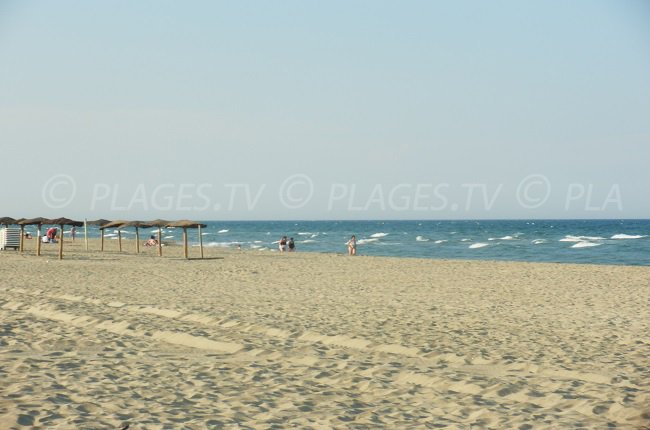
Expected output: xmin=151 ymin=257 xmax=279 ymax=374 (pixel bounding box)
xmin=4 ymin=236 xmax=649 ymax=269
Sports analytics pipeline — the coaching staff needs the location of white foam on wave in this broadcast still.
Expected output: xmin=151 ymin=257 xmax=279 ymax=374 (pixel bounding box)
xmin=300 ymin=239 xmax=317 ymax=244
xmin=469 ymin=243 xmax=489 ymax=249
xmin=164 ymin=235 xmax=175 ymax=239
xmin=559 ymin=236 xmax=580 ymax=242
xmin=218 ymin=229 xmax=229 ymax=233
xmin=370 ymin=232 xmax=389 ymax=238
xmin=572 ymin=241 xmax=602 ymax=248
xmin=434 ymin=240 xmax=447 ymax=244
xmin=357 ymin=238 xmax=378 ymax=245
xmin=532 ymin=239 xmax=547 ymax=245
xmin=113 ymin=229 xmax=134 ymax=235
xmin=415 ymin=236 xmax=429 ymax=242
xmin=460 ymin=238 xmax=472 ymax=242
xmin=611 ymin=234 xmax=646 ymax=240
xmin=500 ymin=235 xmax=515 ymax=240
xmin=560 ymin=235 xmax=605 ymax=242
xmin=298 ymin=232 xmax=312 ymax=236
xmin=202 ymin=241 xmax=238 ymax=248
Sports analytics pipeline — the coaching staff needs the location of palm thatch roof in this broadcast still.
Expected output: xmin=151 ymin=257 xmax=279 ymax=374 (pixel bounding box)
xmin=147 ymin=219 xmax=170 ymax=227
xmin=18 ymin=217 xmax=48 ymax=226
xmin=166 ymin=220 xmax=207 ymax=229
xmin=47 ymin=217 xmax=83 ymax=227
xmin=120 ymin=221 xmax=154 ymax=229
xmin=99 ymin=220 xmax=129 ymax=230
xmin=86 ymin=219 xmax=111 ymax=227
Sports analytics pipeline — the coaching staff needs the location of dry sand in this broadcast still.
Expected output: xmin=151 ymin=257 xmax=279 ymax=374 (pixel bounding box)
xmin=1 ymin=238 xmax=649 ymax=429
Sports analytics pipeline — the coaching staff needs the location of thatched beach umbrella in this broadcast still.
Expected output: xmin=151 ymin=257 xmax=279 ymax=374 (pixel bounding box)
xmin=47 ymin=218 xmax=83 ymax=260
xmin=166 ymin=220 xmax=207 ymax=259
xmin=2 ymin=217 xmax=25 ymax=226
xmin=148 ymin=219 xmax=169 ymax=257
xmin=0 ymin=217 xmax=17 ymax=226
xmin=18 ymin=217 xmax=47 ymax=255
xmin=99 ymin=220 xmax=128 ymax=252
xmin=120 ymin=221 xmax=154 ymax=254
xmin=84 ymin=219 xmax=111 ymax=251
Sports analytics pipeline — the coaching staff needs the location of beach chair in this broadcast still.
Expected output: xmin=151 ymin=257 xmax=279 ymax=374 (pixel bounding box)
xmin=0 ymin=227 xmax=21 ymax=250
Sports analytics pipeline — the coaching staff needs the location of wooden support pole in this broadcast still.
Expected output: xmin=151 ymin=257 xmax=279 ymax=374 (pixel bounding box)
xmin=183 ymin=228 xmax=188 ymax=259
xmin=36 ymin=225 xmax=42 ymax=256
xmin=198 ymin=225 xmax=204 ymax=259
xmin=58 ymin=224 xmax=64 ymax=260
xmin=84 ymin=219 xmax=88 ymax=251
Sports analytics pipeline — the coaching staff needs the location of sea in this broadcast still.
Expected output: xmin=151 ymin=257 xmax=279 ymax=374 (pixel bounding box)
xmin=87 ymin=219 xmax=650 ymax=266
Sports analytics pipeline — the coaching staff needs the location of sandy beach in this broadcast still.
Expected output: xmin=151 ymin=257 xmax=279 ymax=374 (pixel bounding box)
xmin=1 ymin=239 xmax=649 ymax=429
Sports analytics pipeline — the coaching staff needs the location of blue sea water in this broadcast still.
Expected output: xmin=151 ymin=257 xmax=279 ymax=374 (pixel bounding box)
xmin=93 ymin=219 xmax=650 ymax=266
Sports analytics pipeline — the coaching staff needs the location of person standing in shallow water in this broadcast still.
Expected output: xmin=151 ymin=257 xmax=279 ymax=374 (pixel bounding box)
xmin=347 ymin=235 xmax=357 ymax=256
xmin=288 ymin=237 xmax=295 ymax=252
xmin=279 ymin=236 xmax=287 ymax=253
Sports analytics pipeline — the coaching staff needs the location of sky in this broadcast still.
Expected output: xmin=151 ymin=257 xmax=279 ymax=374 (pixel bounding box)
xmin=1 ymin=0 xmax=649 ymax=220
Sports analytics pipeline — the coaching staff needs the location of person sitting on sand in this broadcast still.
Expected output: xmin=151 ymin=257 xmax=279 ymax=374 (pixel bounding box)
xmin=347 ymin=235 xmax=357 ymax=256
xmin=144 ymin=235 xmax=158 ymax=246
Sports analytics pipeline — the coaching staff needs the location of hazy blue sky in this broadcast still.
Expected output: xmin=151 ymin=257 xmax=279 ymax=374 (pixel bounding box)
xmin=1 ymin=1 xmax=649 ymax=220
